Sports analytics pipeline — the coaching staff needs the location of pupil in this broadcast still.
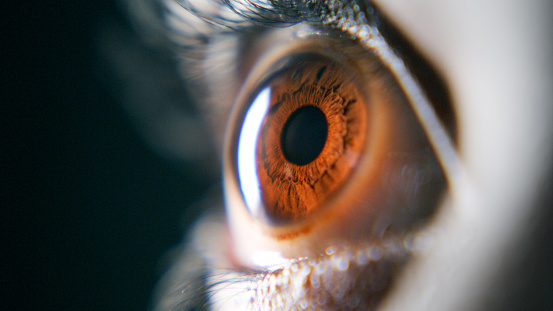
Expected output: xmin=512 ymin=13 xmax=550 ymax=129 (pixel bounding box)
xmin=281 ymin=106 xmax=328 ymax=166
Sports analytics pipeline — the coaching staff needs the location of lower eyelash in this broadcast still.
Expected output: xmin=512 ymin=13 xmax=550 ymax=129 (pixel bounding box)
xmin=156 ymin=212 xmax=430 ymax=311
xmin=132 ymin=1 xmax=456 ymax=310
xmin=152 ymin=211 xmax=254 ymax=311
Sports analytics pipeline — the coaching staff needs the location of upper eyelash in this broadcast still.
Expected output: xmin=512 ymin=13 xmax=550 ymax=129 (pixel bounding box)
xmin=163 ymin=0 xmax=297 ymax=40
xmin=160 ymin=0 xmax=379 ymax=46
xmin=145 ymin=0 xmax=458 ymax=309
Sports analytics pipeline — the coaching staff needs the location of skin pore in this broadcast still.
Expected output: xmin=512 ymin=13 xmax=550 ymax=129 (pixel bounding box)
xmin=120 ymin=0 xmax=553 ymax=310
xmin=373 ymin=2 xmax=553 ymax=310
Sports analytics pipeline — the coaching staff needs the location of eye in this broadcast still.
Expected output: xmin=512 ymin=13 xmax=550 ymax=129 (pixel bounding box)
xmin=137 ymin=1 xmax=463 ymax=310
xmin=237 ymin=54 xmax=367 ymax=224
xmin=118 ymin=1 xmax=553 ymax=310
xmin=223 ymin=26 xmax=452 ymax=274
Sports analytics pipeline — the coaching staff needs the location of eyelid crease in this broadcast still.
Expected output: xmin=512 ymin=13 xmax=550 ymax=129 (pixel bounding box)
xmin=163 ymin=0 xmax=466 ymax=199
xmin=372 ymin=35 xmax=475 ymax=208
xmin=306 ymin=0 xmax=475 ymax=208
xmin=147 ymin=1 xmax=463 ymax=310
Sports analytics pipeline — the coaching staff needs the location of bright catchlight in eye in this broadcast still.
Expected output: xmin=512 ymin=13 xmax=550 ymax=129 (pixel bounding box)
xmin=237 ymin=86 xmax=271 ymax=220
xmin=222 ymin=27 xmax=450 ymax=309
xmin=226 ymin=40 xmax=447 ymax=254
xmin=237 ymin=55 xmax=368 ymax=225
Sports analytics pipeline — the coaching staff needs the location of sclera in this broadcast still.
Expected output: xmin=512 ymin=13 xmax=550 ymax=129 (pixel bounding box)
xmin=224 ymin=27 xmax=436 ymax=269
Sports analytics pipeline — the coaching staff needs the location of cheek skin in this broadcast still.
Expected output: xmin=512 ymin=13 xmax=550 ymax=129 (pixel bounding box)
xmin=373 ymin=1 xmax=553 ymax=311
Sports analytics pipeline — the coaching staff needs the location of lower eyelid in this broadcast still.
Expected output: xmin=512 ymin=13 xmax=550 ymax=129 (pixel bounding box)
xmin=126 ymin=1 xmax=553 ymax=311
xmin=154 ymin=202 xmax=434 ymax=310
xmin=151 ymin=7 xmax=454 ymax=311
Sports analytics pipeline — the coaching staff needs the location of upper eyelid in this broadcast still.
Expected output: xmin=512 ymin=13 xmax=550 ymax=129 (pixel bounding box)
xmin=161 ymin=0 xmax=462 ymax=180
xmin=160 ymin=0 xmax=460 ymax=169
xmin=160 ymin=0 xmax=383 ymax=86
xmin=162 ymin=0 xmax=462 ymax=173
xmin=159 ymin=0 xmax=381 ymax=86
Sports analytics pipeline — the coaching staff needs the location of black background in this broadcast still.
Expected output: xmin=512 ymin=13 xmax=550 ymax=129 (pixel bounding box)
xmin=3 ymin=1 xmax=209 ymax=310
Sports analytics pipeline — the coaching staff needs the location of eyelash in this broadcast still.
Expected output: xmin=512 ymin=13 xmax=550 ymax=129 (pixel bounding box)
xmin=143 ymin=0 xmax=461 ymax=309
xmin=162 ymin=0 xmax=296 ymax=41
xmin=159 ymin=0 xmax=460 ymax=187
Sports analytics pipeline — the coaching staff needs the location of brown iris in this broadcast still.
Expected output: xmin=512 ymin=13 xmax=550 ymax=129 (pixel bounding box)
xmin=256 ymin=55 xmax=367 ymax=223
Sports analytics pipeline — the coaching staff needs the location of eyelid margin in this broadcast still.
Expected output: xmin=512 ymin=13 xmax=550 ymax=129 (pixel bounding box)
xmin=223 ymin=21 xmax=452 ymax=274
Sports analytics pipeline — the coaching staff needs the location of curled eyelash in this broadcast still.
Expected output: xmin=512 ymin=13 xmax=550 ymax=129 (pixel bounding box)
xmin=157 ymin=228 xmax=424 ymax=311
xmin=122 ymin=1 xmax=461 ymax=310
xmin=161 ymin=0 xmax=297 ymax=46
xmin=159 ymin=270 xmax=256 ymax=311
xmin=150 ymin=0 xmax=379 ymax=50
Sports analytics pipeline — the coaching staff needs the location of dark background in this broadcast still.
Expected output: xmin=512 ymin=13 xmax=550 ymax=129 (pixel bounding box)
xmin=3 ymin=1 xmax=210 ymax=310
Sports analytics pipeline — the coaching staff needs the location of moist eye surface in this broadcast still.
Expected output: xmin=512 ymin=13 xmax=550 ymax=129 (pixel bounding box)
xmin=236 ymin=53 xmax=368 ymax=223
xmin=144 ymin=0 xmax=465 ymax=310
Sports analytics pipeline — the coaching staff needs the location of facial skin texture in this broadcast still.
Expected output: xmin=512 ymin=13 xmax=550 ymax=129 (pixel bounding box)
xmin=119 ymin=0 xmax=553 ymax=310
xmin=372 ymin=1 xmax=553 ymax=310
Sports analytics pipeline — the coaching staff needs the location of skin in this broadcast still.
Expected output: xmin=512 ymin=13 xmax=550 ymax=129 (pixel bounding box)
xmin=120 ymin=0 xmax=553 ymax=310
xmin=372 ymin=1 xmax=553 ymax=310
